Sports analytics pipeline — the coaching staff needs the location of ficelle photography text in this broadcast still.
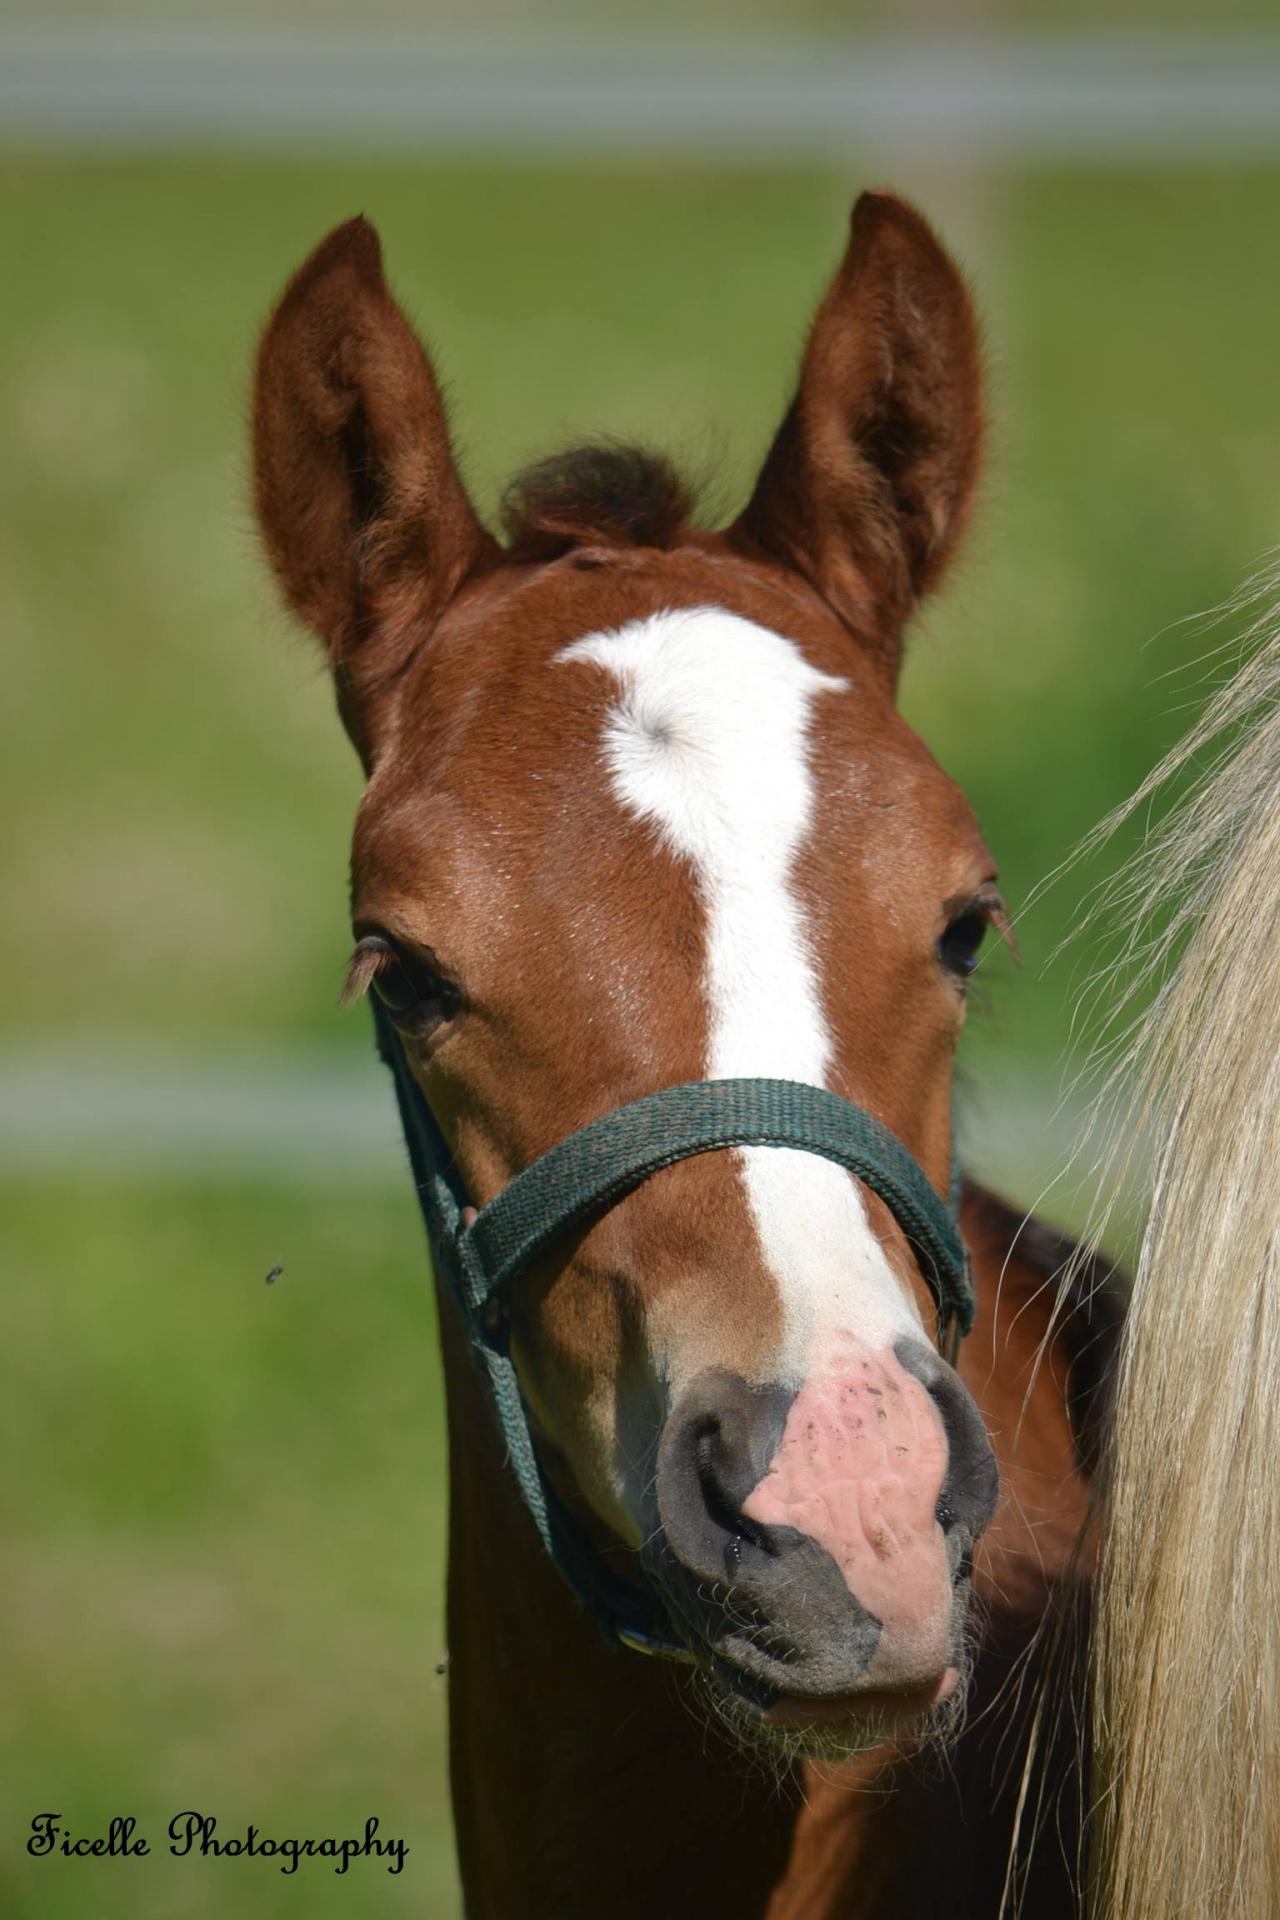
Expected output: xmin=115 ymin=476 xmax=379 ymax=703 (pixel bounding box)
xmin=27 ymin=1811 xmax=409 ymax=1875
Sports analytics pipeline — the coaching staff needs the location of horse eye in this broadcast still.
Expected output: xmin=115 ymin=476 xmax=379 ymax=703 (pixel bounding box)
xmin=349 ymin=935 xmax=459 ymax=1032
xmin=372 ymin=953 xmax=429 ymax=1017
xmin=938 ymin=910 xmax=988 ymax=980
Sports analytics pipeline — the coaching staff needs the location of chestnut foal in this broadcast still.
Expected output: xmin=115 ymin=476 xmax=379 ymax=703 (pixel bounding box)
xmin=253 ymin=195 xmax=1119 ymax=1917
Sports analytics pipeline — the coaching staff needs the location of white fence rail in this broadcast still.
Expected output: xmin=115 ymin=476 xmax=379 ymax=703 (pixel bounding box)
xmin=0 ymin=1052 xmax=1097 ymax=1199
xmin=4 ymin=31 xmax=1280 ymax=159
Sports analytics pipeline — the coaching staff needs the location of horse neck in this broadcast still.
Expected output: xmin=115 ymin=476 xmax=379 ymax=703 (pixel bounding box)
xmin=435 ymin=1287 xmax=802 ymax=1917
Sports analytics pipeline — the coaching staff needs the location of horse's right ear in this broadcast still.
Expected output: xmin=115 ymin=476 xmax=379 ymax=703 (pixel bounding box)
xmin=252 ymin=217 xmax=498 ymax=761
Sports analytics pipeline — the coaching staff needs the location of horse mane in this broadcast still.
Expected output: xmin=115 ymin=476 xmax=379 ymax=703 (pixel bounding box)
xmin=1080 ymin=565 xmax=1280 ymax=1917
xmin=499 ymin=442 xmax=696 ymax=560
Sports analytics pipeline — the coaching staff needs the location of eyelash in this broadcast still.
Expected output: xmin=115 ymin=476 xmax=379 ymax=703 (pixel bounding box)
xmin=341 ymin=935 xmax=460 ymax=1032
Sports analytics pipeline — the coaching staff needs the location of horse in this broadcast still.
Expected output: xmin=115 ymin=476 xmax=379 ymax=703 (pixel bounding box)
xmin=1079 ymin=580 xmax=1280 ymax=1920
xmin=251 ymin=194 xmax=1126 ymax=1917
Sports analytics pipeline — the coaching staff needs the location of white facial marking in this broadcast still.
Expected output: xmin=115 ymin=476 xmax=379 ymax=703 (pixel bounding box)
xmin=558 ymin=606 xmax=923 ymax=1382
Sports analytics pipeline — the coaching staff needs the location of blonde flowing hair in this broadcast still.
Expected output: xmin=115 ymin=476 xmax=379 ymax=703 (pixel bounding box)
xmin=1081 ymin=568 xmax=1280 ymax=1917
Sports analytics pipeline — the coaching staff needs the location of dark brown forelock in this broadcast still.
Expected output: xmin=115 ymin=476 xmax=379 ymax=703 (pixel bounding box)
xmin=499 ymin=443 xmax=696 ymax=562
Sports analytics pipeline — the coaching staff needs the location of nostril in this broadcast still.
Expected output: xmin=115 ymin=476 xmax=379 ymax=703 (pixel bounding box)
xmin=896 ymin=1337 xmax=1000 ymax=1545
xmin=694 ymin=1423 xmax=774 ymax=1569
xmin=652 ymin=1371 xmax=797 ymax=1596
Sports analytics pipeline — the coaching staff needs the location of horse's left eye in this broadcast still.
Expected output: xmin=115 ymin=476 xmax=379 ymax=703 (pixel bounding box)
xmin=938 ymin=910 xmax=988 ymax=979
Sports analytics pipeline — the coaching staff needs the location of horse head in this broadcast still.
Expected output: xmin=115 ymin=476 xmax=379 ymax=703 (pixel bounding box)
xmin=253 ymin=193 xmax=1001 ymax=1751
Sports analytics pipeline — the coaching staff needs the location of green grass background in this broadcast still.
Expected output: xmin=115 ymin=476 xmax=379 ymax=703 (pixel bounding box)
xmin=5 ymin=143 xmax=1280 ymax=1916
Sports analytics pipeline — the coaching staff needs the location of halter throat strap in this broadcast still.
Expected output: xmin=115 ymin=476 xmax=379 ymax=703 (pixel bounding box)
xmin=375 ymin=1005 xmax=973 ymax=1655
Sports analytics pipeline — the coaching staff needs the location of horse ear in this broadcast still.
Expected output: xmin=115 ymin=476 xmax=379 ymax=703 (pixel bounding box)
xmin=252 ymin=217 xmax=498 ymax=760
xmin=732 ymin=192 xmax=984 ymax=692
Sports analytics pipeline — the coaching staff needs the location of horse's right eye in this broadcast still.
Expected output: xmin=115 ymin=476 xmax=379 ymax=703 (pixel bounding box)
xmin=344 ymin=933 xmax=461 ymax=1036
xmin=371 ymin=952 xmax=427 ymax=1017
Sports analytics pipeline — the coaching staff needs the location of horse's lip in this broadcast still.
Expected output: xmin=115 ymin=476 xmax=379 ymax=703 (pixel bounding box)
xmin=758 ymin=1666 xmax=960 ymax=1728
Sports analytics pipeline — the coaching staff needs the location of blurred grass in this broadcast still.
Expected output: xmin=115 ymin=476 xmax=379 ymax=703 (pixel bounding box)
xmin=3 ymin=156 xmax=1279 ymax=1071
xmin=1 ymin=1175 xmax=458 ymax=1918
xmin=4 ymin=151 xmax=1280 ymax=1916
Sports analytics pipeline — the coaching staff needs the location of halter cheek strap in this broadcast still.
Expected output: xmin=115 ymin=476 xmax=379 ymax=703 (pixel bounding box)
xmin=374 ymin=1002 xmax=974 ymax=1656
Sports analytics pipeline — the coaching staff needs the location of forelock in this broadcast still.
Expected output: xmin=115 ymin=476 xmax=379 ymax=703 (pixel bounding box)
xmin=500 ymin=443 xmax=697 ymax=561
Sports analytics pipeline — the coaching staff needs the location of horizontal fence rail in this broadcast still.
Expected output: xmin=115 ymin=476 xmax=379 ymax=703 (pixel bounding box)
xmin=0 ymin=1051 xmax=1100 ymax=1199
xmin=4 ymin=31 xmax=1280 ymax=158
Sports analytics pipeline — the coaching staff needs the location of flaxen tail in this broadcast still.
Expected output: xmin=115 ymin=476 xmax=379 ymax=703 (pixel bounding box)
xmin=1085 ymin=571 xmax=1280 ymax=1917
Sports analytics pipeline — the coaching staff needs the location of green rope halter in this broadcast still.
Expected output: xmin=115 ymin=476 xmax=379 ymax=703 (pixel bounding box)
xmin=375 ymin=1004 xmax=974 ymax=1656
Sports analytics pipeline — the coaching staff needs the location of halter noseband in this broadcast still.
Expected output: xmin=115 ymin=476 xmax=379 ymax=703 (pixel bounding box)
xmin=375 ymin=1003 xmax=974 ymax=1659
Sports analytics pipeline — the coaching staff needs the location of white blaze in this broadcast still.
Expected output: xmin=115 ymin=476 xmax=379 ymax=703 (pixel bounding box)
xmin=558 ymin=606 xmax=921 ymax=1379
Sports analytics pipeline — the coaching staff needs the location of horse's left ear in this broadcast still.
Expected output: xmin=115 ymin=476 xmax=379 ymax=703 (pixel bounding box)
xmin=732 ymin=192 xmax=984 ymax=692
